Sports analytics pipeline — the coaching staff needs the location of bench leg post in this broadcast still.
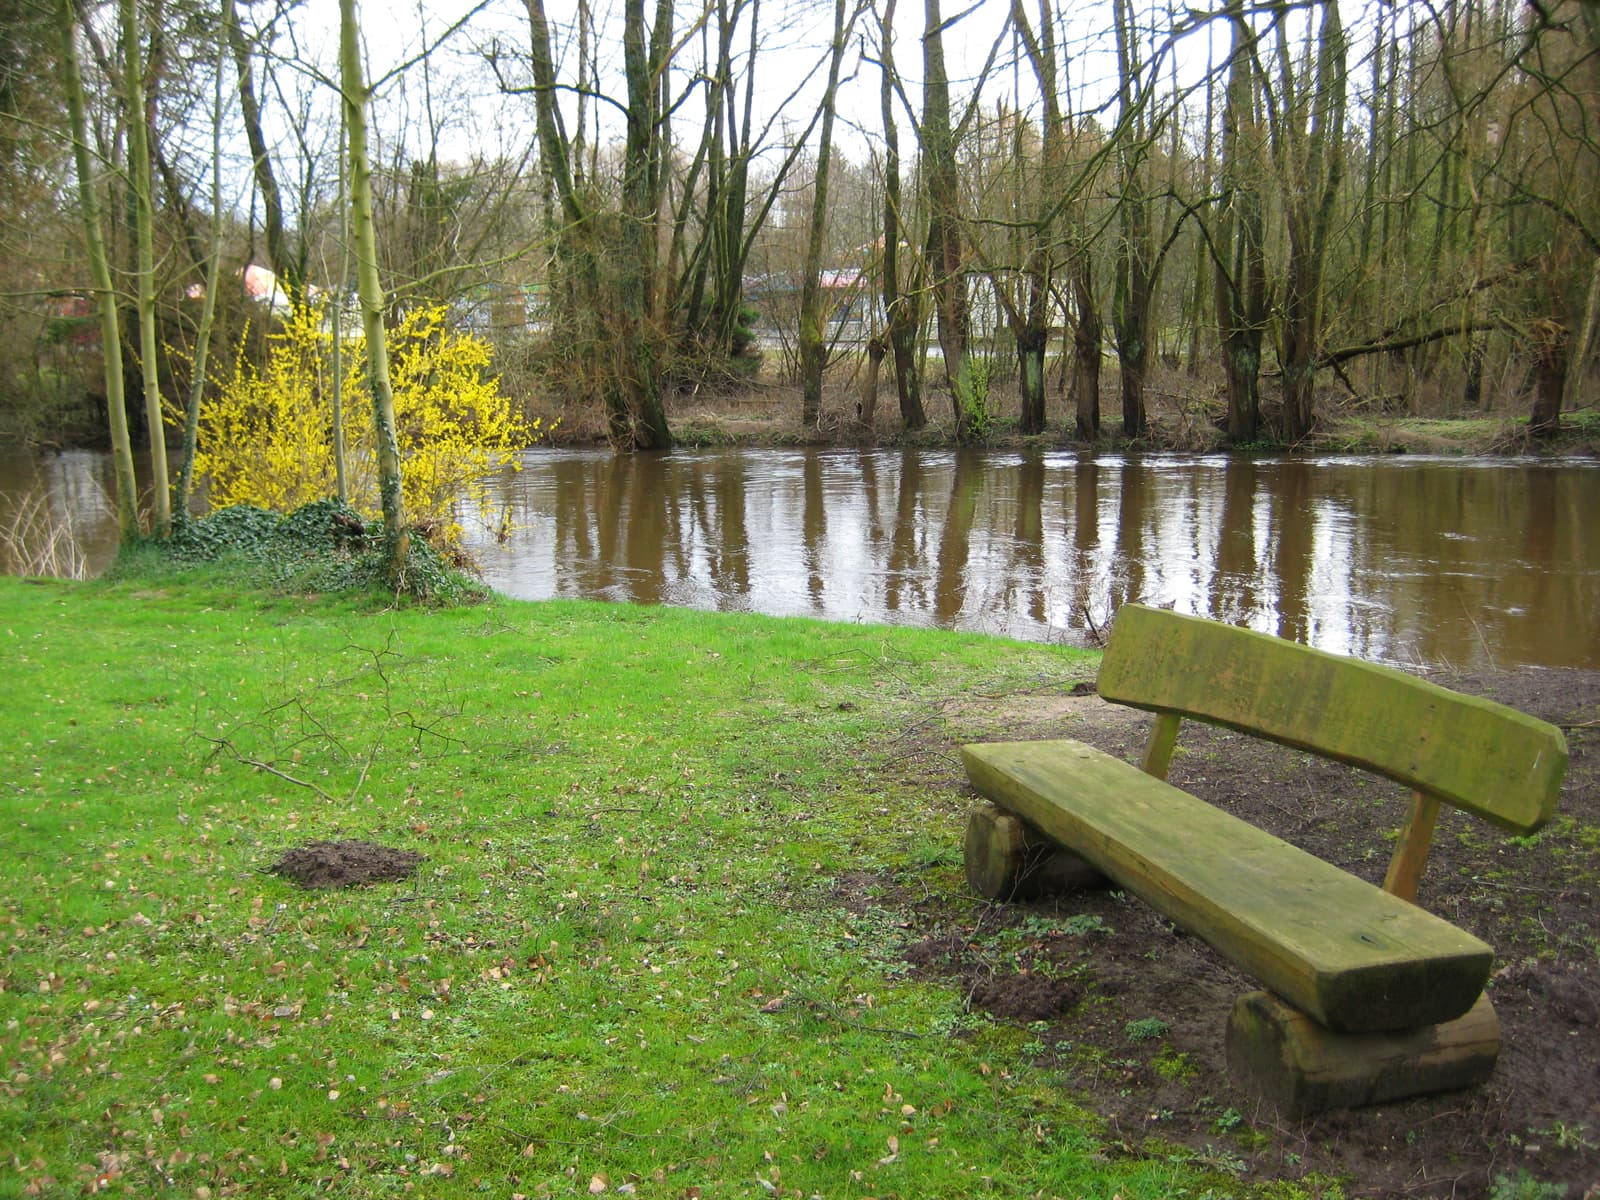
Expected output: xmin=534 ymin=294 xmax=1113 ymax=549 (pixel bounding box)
xmin=963 ymin=804 xmax=1108 ymax=901
xmin=1225 ymin=990 xmax=1500 ymax=1119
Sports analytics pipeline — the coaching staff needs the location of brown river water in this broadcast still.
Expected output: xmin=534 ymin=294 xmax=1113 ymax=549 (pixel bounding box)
xmin=3 ymin=446 xmax=1596 ymax=671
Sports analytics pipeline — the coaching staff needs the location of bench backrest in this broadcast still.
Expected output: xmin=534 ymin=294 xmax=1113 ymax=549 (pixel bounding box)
xmin=1097 ymin=604 xmax=1567 ymax=835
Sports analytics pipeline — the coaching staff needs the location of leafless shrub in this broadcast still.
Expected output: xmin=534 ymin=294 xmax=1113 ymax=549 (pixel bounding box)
xmin=0 ymin=487 xmax=96 ymax=579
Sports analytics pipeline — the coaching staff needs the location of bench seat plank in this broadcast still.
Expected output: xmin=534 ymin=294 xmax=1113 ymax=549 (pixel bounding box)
xmin=963 ymin=739 xmax=1494 ymax=1035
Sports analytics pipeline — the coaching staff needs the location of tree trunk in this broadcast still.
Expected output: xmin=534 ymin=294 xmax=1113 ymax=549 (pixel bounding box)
xmin=1111 ymin=0 xmax=1151 ymax=438
xmin=799 ymin=0 xmax=852 ymax=429
xmin=1275 ymin=0 xmax=1347 ymax=444
xmin=922 ymin=0 xmax=973 ymax=440
xmin=1562 ymin=251 xmax=1600 ymax=417
xmin=616 ymin=0 xmax=672 ymax=449
xmin=122 ymin=0 xmax=170 ymax=535
xmin=176 ymin=22 xmax=229 ymax=522
xmin=1070 ymin=242 xmax=1102 ymax=442
xmin=1214 ymin=2 xmax=1267 ymax=444
xmin=859 ymin=335 xmax=885 ymax=430
xmin=340 ymin=0 xmax=408 ymax=582
xmin=1017 ymin=323 xmax=1048 ymax=434
xmin=1530 ymin=319 xmax=1566 ymax=438
xmin=878 ymin=0 xmax=925 ymax=431
xmin=56 ymin=0 xmax=138 ymax=541
xmin=1012 ymin=0 xmax=1063 ymax=437
xmin=224 ymin=0 xmax=301 ymax=300
xmin=698 ymin=0 xmax=758 ymax=358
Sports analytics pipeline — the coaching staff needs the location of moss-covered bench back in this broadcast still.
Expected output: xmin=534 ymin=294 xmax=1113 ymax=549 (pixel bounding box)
xmin=961 ymin=604 xmax=1568 ymax=1115
xmin=1099 ymin=603 xmax=1565 ymax=837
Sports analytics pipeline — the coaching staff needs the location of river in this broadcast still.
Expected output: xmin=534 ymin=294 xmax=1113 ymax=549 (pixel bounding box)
xmin=3 ymin=446 xmax=1596 ymax=671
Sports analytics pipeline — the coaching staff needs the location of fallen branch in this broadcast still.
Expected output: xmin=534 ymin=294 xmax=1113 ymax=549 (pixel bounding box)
xmin=196 ymin=733 xmax=339 ymax=803
xmin=1319 ymin=319 xmax=1504 ymax=370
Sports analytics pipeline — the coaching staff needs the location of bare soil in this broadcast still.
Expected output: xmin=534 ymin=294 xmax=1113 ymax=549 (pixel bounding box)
xmin=267 ymin=839 xmax=423 ymax=889
xmin=862 ymin=668 xmax=1600 ymax=1198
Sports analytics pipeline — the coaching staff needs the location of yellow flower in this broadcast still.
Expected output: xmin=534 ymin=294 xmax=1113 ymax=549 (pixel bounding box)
xmin=194 ymin=303 xmax=539 ymax=551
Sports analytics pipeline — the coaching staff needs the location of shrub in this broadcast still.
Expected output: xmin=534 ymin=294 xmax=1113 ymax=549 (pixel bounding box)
xmin=193 ymin=303 xmax=539 ymax=551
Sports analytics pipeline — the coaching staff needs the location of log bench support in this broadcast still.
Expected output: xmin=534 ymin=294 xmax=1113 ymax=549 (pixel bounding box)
xmin=961 ymin=604 xmax=1568 ymax=1118
xmin=963 ymin=803 xmax=1106 ymax=901
xmin=1225 ymin=991 xmax=1500 ymax=1119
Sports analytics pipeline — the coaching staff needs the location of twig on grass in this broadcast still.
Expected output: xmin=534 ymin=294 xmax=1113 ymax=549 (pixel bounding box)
xmin=196 ymin=733 xmax=339 ymax=803
xmin=759 ymin=971 xmax=924 ymax=1041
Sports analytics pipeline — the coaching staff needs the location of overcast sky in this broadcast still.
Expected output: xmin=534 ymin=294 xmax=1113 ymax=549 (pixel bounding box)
xmin=287 ymin=0 xmax=1152 ymax=168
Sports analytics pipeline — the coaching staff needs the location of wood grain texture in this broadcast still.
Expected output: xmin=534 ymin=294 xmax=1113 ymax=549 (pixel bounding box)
xmin=1226 ymin=989 xmax=1500 ymax=1118
xmin=1139 ymin=711 xmax=1181 ymax=779
xmin=963 ymin=804 xmax=1108 ymax=900
xmin=962 ymin=739 xmax=1494 ymax=1033
xmin=1096 ymin=604 xmax=1567 ymax=833
xmin=1382 ymin=791 xmax=1442 ymax=902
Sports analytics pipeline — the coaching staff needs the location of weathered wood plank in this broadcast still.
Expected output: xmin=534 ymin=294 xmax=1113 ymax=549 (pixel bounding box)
xmin=1140 ymin=711 xmax=1181 ymax=779
xmin=1226 ymin=989 xmax=1500 ymax=1118
xmin=963 ymin=804 xmax=1108 ymax=900
xmin=962 ymin=739 xmax=1494 ymax=1034
xmin=1096 ymin=605 xmax=1567 ymax=834
xmin=1382 ymin=791 xmax=1442 ymax=902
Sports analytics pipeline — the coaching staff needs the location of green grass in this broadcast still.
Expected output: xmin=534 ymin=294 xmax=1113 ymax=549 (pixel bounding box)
xmin=0 ymin=572 xmax=1305 ymax=1198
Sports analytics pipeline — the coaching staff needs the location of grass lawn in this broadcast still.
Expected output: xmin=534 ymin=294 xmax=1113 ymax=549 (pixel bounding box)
xmin=0 ymin=572 xmax=1302 ymax=1199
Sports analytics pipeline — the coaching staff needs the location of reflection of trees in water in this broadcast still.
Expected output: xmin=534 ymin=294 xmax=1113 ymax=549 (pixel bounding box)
xmin=1011 ymin=454 xmax=1046 ymax=626
xmin=14 ymin=446 xmax=1595 ymax=670
xmin=1067 ymin=460 xmax=1104 ymax=631
xmin=491 ymin=454 xmax=1600 ymax=669
xmin=802 ymin=454 xmax=826 ymax=605
xmin=1111 ymin=460 xmax=1149 ymax=611
xmin=935 ymin=456 xmax=980 ymax=624
xmin=550 ymin=455 xmax=600 ymax=597
xmin=1271 ymin=464 xmax=1315 ymax=646
xmin=886 ymin=451 xmax=928 ymax=615
xmin=623 ymin=456 xmax=666 ymax=607
xmin=1210 ymin=459 xmax=1260 ymax=626
xmin=708 ymin=458 xmax=750 ymax=603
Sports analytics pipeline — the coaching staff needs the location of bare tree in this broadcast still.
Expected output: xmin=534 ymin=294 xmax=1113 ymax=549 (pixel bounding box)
xmin=122 ymin=0 xmax=171 ymax=533
xmin=1210 ymin=0 xmax=1268 ymax=443
xmin=522 ymin=0 xmax=673 ymax=449
xmin=56 ymin=0 xmax=138 ymax=539
xmin=1273 ymin=0 xmax=1346 ymax=444
xmin=175 ymin=1 xmax=230 ymax=520
xmin=798 ymin=0 xmax=856 ymax=428
xmin=340 ymin=0 xmax=408 ymax=579
xmin=922 ymin=0 xmax=974 ymax=440
xmin=874 ymin=0 xmax=926 ymax=431
xmin=224 ymin=0 xmax=304 ymax=301
xmin=1111 ymin=0 xmax=1153 ymax=438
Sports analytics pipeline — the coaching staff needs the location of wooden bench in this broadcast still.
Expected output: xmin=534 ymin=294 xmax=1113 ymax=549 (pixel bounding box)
xmin=961 ymin=604 xmax=1568 ymax=1117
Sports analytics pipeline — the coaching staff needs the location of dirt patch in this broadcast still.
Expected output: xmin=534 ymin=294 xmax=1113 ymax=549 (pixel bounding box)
xmin=268 ymin=840 xmax=424 ymax=889
xmin=873 ymin=667 xmax=1600 ymax=1198
xmin=967 ymin=972 xmax=1084 ymax=1024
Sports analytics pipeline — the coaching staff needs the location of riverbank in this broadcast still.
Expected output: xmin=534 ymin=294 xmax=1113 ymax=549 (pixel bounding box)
xmin=529 ymin=376 xmax=1600 ymax=457
xmin=1 ymin=571 xmax=1594 ymax=1197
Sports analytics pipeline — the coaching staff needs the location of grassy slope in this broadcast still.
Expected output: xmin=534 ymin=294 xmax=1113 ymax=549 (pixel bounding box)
xmin=0 ymin=576 xmax=1294 ymax=1199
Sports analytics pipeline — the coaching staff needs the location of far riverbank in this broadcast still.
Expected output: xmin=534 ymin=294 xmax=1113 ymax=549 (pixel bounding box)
xmin=527 ymin=378 xmax=1600 ymax=457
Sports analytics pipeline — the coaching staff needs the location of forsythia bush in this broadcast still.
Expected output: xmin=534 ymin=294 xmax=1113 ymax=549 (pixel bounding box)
xmin=194 ymin=304 xmax=537 ymax=549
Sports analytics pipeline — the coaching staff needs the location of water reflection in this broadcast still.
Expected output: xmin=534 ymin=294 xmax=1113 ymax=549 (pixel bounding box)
xmin=463 ymin=449 xmax=1599 ymax=671
xmin=3 ymin=445 xmax=1595 ymax=671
